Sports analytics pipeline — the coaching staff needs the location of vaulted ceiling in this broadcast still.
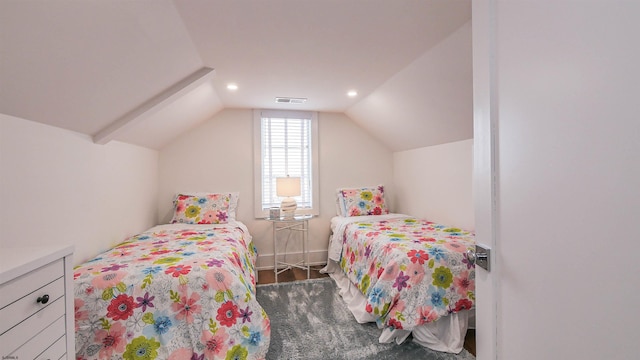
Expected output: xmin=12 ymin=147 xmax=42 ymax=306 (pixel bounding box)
xmin=0 ymin=0 xmax=472 ymax=151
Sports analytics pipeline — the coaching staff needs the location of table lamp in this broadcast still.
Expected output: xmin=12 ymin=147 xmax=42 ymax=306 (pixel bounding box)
xmin=276 ymin=176 xmax=300 ymax=219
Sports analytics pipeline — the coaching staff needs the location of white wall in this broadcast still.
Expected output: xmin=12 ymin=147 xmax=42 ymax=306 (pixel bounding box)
xmin=0 ymin=114 xmax=159 ymax=264
xmin=346 ymin=21 xmax=472 ymax=152
xmin=393 ymin=139 xmax=473 ymax=231
xmin=474 ymin=1 xmax=640 ymax=359
xmin=158 ymin=109 xmax=393 ymax=268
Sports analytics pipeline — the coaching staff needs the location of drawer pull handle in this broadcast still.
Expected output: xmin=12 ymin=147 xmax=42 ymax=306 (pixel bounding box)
xmin=37 ymin=294 xmax=50 ymax=304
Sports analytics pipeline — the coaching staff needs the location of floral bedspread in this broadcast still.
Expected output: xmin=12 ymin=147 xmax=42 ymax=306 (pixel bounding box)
xmin=74 ymin=223 xmax=270 ymax=360
xmin=338 ymin=218 xmax=475 ymax=332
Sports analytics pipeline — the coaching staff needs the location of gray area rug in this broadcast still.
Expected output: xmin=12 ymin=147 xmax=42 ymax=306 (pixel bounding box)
xmin=256 ymin=277 xmax=476 ymax=360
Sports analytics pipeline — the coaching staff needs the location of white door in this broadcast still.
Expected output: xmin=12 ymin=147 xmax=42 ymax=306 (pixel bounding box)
xmin=472 ymin=1 xmax=497 ymax=359
xmin=473 ymin=1 xmax=640 ymax=359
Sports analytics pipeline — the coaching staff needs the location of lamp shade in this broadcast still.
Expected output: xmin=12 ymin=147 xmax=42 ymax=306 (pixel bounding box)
xmin=276 ymin=176 xmax=301 ymax=197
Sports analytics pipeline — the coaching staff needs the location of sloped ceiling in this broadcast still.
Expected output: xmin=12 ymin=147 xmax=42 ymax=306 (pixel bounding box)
xmin=0 ymin=0 xmax=471 ymax=151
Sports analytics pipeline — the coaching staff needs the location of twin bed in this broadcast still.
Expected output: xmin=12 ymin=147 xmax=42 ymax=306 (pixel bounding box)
xmin=73 ymin=187 xmax=474 ymax=358
xmin=73 ymin=193 xmax=270 ymax=360
xmin=324 ymin=185 xmax=476 ymax=354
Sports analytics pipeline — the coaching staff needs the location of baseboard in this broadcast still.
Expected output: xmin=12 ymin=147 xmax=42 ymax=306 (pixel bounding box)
xmin=256 ymin=249 xmax=328 ymax=270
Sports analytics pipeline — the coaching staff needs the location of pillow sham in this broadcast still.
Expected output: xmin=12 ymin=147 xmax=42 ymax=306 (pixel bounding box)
xmin=337 ymin=185 xmax=389 ymax=217
xmin=170 ymin=192 xmax=239 ymax=224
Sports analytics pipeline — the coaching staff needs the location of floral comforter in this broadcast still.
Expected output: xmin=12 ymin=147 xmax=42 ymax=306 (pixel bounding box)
xmin=338 ymin=217 xmax=475 ymax=332
xmin=74 ymin=222 xmax=270 ymax=360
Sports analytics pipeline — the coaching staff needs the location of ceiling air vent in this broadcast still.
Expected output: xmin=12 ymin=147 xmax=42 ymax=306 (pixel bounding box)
xmin=275 ymin=97 xmax=307 ymax=104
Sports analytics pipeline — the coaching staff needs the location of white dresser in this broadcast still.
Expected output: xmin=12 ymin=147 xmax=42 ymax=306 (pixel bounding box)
xmin=0 ymin=245 xmax=75 ymax=360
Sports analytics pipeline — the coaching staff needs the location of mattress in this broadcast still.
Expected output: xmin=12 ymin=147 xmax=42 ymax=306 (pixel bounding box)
xmin=326 ymin=215 xmax=476 ymax=353
xmin=73 ymin=221 xmax=270 ymax=359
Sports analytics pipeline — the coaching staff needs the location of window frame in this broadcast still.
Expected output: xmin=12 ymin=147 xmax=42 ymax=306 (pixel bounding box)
xmin=253 ymin=109 xmax=319 ymax=218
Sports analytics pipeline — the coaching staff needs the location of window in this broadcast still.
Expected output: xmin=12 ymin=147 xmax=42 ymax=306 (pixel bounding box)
xmin=254 ymin=109 xmax=319 ymax=217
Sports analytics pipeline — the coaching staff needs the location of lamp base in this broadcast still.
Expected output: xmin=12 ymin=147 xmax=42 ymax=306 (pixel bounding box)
xmin=280 ymin=197 xmax=297 ymax=219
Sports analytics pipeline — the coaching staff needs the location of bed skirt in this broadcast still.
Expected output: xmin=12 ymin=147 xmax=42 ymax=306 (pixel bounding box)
xmin=322 ymin=260 xmax=474 ymax=354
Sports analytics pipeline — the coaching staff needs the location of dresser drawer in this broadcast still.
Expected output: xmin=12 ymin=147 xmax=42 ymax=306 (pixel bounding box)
xmin=0 ymin=296 xmax=65 ymax=355
xmin=35 ymin=333 xmax=67 ymax=360
xmin=0 ymin=245 xmax=74 ymax=360
xmin=0 ymin=276 xmax=65 ymax=335
xmin=0 ymin=258 xmax=64 ymax=309
xmin=10 ymin=315 xmax=66 ymax=360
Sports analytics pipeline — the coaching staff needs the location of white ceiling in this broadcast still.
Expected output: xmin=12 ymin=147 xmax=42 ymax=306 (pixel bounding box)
xmin=0 ymin=0 xmax=472 ymax=151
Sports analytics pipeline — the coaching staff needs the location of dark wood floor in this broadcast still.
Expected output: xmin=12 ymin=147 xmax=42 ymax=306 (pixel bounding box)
xmin=257 ymin=267 xmax=476 ymax=356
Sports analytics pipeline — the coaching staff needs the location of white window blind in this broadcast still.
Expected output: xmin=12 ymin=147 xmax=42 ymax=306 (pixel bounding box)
xmin=254 ymin=110 xmax=319 ymax=217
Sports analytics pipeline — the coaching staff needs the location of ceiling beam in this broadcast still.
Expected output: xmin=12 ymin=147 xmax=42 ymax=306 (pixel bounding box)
xmin=93 ymin=67 xmax=215 ymax=145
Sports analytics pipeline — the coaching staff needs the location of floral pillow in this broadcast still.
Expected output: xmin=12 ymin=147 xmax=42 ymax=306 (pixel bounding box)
xmin=170 ymin=192 xmax=237 ymax=224
xmin=337 ymin=185 xmax=389 ymax=217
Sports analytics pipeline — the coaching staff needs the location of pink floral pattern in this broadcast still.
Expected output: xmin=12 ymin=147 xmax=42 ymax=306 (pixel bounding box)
xmin=94 ymin=322 xmax=127 ymax=358
xmin=338 ymin=218 xmax=475 ymax=332
xmin=171 ymin=287 xmax=201 ymax=323
xmin=170 ymin=193 xmax=233 ymax=224
xmin=74 ymin=224 xmax=269 ymax=359
xmin=337 ymin=185 xmax=389 ymax=217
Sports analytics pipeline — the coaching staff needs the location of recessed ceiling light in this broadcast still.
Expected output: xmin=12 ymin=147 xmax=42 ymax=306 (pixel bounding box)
xmin=347 ymin=90 xmax=358 ymax=97
xmin=227 ymin=83 xmax=238 ymax=91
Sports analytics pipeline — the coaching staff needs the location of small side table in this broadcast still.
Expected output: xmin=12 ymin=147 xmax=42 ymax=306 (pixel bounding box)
xmin=266 ymin=214 xmax=313 ymax=283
